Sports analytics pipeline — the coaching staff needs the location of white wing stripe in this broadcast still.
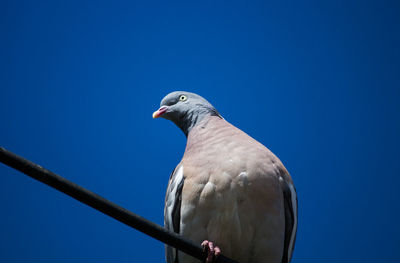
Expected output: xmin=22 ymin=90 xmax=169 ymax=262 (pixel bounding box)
xmin=165 ymin=165 xmax=184 ymax=231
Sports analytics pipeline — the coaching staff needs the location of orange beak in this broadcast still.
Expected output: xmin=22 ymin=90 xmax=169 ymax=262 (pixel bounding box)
xmin=152 ymin=106 xmax=168 ymax=119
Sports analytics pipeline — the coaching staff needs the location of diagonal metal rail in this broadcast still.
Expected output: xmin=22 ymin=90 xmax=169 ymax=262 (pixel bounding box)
xmin=0 ymin=147 xmax=237 ymax=263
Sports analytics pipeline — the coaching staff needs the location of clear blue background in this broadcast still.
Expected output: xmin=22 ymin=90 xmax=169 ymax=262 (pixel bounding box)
xmin=1 ymin=1 xmax=399 ymax=262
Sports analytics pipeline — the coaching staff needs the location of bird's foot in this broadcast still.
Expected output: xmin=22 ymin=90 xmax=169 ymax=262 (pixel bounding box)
xmin=201 ymin=240 xmax=221 ymax=263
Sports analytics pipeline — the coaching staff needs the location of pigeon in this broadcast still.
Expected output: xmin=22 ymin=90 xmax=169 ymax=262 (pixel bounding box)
xmin=153 ymin=91 xmax=297 ymax=263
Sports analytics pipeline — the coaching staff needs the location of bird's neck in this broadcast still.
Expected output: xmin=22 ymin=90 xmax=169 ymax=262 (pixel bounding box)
xmin=175 ymin=109 xmax=221 ymax=137
xmin=183 ymin=115 xmax=227 ymax=158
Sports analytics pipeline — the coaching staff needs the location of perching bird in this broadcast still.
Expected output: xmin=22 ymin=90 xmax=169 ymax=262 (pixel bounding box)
xmin=153 ymin=91 xmax=297 ymax=263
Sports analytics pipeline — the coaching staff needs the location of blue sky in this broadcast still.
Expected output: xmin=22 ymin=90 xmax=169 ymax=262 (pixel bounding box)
xmin=1 ymin=1 xmax=399 ymax=262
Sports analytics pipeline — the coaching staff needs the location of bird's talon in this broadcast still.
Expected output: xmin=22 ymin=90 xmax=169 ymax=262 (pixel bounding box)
xmin=201 ymin=240 xmax=209 ymax=252
xmin=201 ymin=240 xmax=221 ymax=263
xmin=214 ymin=246 xmax=221 ymax=257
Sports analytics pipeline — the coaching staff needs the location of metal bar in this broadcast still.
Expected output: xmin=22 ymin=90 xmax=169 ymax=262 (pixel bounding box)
xmin=0 ymin=147 xmax=237 ymax=263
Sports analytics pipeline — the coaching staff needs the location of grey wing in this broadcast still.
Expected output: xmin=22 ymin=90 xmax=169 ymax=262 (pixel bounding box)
xmin=279 ymin=174 xmax=298 ymax=263
xmin=164 ymin=165 xmax=185 ymax=263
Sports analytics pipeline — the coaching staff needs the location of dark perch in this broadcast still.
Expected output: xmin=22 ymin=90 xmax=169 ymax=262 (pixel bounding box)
xmin=0 ymin=147 xmax=237 ymax=263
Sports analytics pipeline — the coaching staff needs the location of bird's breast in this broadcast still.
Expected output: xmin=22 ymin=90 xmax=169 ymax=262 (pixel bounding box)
xmin=179 ymin=164 xmax=284 ymax=262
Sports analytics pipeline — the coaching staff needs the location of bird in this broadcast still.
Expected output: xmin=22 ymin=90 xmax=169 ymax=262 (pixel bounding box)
xmin=153 ymin=91 xmax=297 ymax=263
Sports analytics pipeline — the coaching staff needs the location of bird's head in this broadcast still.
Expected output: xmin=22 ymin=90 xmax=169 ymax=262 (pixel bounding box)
xmin=153 ymin=91 xmax=221 ymax=136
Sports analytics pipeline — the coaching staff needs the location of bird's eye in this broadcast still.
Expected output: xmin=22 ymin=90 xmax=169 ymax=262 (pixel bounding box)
xmin=179 ymin=95 xmax=187 ymax=101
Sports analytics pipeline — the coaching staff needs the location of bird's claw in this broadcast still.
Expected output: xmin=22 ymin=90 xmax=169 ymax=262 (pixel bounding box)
xmin=201 ymin=240 xmax=221 ymax=263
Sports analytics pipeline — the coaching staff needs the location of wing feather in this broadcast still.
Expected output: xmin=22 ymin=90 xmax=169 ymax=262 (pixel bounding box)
xmin=164 ymin=165 xmax=185 ymax=263
xmin=280 ymin=175 xmax=298 ymax=263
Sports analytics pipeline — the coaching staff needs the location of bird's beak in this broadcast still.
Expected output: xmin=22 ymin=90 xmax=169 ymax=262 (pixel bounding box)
xmin=153 ymin=106 xmax=168 ymax=119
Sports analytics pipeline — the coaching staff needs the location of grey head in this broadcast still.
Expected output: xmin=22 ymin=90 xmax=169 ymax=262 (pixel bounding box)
xmin=153 ymin=91 xmax=221 ymax=136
